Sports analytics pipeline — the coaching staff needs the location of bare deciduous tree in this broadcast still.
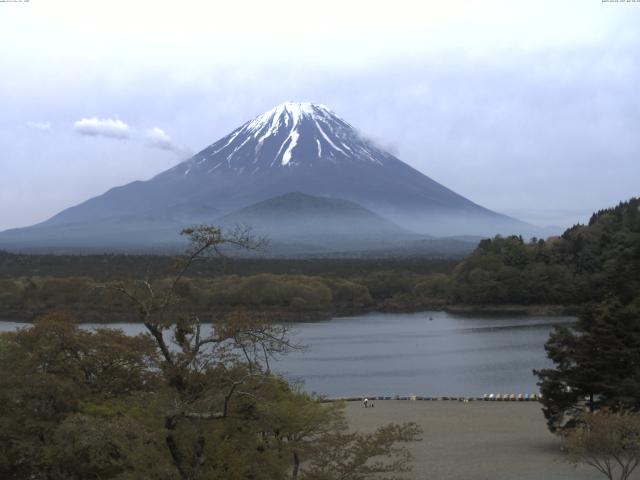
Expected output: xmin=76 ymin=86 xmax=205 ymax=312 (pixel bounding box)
xmin=562 ymin=410 xmax=640 ymax=480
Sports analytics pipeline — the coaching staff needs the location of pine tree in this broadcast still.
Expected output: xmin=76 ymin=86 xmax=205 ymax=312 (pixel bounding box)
xmin=535 ymin=296 xmax=640 ymax=432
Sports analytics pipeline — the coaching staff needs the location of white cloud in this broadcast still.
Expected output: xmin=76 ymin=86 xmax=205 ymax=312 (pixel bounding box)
xmin=69 ymin=118 xmax=188 ymax=156
xmin=144 ymin=127 xmax=190 ymax=157
xmin=145 ymin=127 xmax=176 ymax=151
xmin=26 ymin=121 xmax=51 ymax=131
xmin=73 ymin=117 xmax=130 ymax=139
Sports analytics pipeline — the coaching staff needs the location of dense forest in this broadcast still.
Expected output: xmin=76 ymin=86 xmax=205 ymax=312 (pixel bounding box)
xmin=0 ymin=253 xmax=457 ymax=280
xmin=452 ymin=197 xmax=640 ymax=305
xmin=0 ymin=198 xmax=638 ymax=321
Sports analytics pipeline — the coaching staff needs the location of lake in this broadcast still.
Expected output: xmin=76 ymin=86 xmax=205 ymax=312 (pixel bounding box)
xmin=0 ymin=311 xmax=572 ymax=397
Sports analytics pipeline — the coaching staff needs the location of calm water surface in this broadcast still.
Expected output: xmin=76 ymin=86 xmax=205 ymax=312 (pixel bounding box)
xmin=0 ymin=311 xmax=573 ymax=397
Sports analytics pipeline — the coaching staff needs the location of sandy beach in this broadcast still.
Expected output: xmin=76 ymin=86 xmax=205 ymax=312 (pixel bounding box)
xmin=345 ymin=401 xmax=603 ymax=480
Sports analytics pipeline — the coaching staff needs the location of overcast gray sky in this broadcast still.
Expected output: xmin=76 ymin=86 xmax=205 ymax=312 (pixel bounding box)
xmin=1 ymin=0 xmax=638 ymax=231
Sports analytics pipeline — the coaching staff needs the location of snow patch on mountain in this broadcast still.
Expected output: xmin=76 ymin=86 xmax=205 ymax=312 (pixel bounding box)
xmin=170 ymin=101 xmax=392 ymax=176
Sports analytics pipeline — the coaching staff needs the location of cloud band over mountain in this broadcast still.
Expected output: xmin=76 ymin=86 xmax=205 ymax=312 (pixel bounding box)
xmin=70 ymin=117 xmax=186 ymax=155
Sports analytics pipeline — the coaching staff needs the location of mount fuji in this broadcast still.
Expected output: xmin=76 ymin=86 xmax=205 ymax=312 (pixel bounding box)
xmin=0 ymin=102 xmax=538 ymax=253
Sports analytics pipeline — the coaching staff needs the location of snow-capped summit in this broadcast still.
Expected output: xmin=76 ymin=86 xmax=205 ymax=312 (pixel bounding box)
xmin=0 ymin=102 xmax=541 ymax=251
xmin=171 ymin=101 xmax=390 ymax=175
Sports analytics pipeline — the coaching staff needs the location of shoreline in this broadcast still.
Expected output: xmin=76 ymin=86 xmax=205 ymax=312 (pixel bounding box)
xmin=321 ymin=394 xmax=543 ymax=402
xmin=0 ymin=303 xmax=578 ymax=323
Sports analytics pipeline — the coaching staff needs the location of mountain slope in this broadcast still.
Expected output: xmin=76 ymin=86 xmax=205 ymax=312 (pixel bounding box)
xmin=218 ymin=192 xmax=411 ymax=238
xmin=216 ymin=192 xmax=424 ymax=254
xmin=0 ymin=102 xmax=540 ymax=251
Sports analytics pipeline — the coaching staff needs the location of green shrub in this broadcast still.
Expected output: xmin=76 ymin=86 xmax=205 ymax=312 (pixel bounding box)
xmin=0 ymin=279 xmax=24 ymax=309
xmin=25 ymin=277 xmax=93 ymax=309
xmin=322 ymin=278 xmax=373 ymax=307
xmin=358 ymin=271 xmax=417 ymax=299
xmin=412 ymin=273 xmax=451 ymax=300
xmin=207 ymin=274 xmax=333 ymax=310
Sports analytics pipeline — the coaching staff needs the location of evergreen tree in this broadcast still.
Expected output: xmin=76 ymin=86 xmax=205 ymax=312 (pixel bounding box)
xmin=535 ymin=296 xmax=640 ymax=432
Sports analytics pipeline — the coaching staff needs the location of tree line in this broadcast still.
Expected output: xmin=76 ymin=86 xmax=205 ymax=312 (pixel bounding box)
xmin=451 ymin=198 xmax=640 ymax=306
xmin=0 ymin=270 xmax=451 ymax=321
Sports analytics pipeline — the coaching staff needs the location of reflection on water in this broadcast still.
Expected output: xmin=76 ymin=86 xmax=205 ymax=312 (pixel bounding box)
xmin=0 ymin=311 xmax=573 ymax=397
